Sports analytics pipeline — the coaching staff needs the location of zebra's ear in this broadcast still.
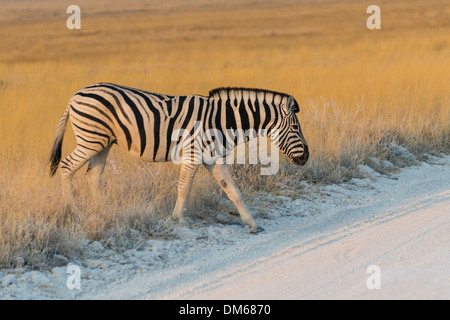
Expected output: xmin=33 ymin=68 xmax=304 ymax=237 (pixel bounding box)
xmin=286 ymin=96 xmax=300 ymax=113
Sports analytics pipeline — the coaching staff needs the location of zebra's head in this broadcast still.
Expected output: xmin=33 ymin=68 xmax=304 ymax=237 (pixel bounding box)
xmin=274 ymin=96 xmax=309 ymax=166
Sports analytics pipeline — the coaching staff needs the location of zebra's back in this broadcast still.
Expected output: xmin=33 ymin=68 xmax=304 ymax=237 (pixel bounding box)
xmin=69 ymin=82 xmax=209 ymax=162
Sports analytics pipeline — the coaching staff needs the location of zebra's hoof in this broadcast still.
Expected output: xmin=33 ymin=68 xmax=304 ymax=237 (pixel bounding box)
xmin=179 ymin=220 xmax=189 ymax=227
xmin=249 ymin=225 xmax=265 ymax=234
xmin=174 ymin=217 xmax=189 ymax=227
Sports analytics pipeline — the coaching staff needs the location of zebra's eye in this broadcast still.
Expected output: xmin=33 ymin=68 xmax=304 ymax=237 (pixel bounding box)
xmin=292 ymin=124 xmax=299 ymax=131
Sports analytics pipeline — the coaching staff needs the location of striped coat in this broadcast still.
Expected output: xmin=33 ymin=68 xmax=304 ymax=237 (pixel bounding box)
xmin=50 ymin=83 xmax=309 ymax=233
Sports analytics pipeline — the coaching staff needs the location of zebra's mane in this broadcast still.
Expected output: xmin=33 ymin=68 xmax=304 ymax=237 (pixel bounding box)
xmin=208 ymin=87 xmax=291 ymax=101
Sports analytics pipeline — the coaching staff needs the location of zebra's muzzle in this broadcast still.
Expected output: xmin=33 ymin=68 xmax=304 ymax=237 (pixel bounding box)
xmin=291 ymin=145 xmax=309 ymax=166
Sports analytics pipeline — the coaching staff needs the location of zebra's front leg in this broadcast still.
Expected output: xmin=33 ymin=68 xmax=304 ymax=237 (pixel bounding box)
xmin=208 ymin=163 xmax=264 ymax=234
xmin=172 ymin=163 xmax=200 ymax=225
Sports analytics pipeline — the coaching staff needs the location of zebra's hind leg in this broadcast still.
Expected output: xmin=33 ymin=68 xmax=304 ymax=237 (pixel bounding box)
xmin=207 ymin=163 xmax=264 ymax=234
xmin=59 ymin=146 xmax=104 ymax=206
xmin=172 ymin=162 xmax=200 ymax=225
xmin=86 ymin=144 xmax=112 ymax=201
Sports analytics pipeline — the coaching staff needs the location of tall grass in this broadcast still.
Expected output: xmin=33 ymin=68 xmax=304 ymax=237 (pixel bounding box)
xmin=0 ymin=0 xmax=449 ymax=269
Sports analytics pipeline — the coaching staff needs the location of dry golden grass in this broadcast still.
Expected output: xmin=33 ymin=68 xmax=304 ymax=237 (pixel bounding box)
xmin=0 ymin=0 xmax=449 ymax=268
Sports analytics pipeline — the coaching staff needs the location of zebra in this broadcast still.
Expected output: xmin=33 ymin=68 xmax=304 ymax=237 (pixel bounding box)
xmin=49 ymin=83 xmax=309 ymax=233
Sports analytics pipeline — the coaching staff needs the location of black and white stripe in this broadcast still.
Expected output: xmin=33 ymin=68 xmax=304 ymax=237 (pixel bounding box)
xmin=207 ymin=87 xmax=309 ymax=164
xmin=49 ymin=83 xmax=308 ymax=233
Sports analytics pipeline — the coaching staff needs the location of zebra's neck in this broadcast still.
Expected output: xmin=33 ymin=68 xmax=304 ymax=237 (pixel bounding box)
xmin=208 ymin=87 xmax=289 ymax=135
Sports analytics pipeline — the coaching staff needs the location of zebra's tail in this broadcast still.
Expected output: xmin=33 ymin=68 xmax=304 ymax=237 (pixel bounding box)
xmin=49 ymin=104 xmax=70 ymax=176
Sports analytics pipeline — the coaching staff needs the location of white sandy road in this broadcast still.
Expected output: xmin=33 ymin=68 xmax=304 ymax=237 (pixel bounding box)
xmin=1 ymin=156 xmax=448 ymax=299
xmin=163 ymin=189 xmax=449 ymax=300
xmin=91 ymin=157 xmax=450 ymax=300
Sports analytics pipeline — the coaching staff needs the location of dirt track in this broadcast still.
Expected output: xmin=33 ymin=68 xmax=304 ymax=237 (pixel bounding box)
xmin=91 ymin=157 xmax=449 ymax=300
